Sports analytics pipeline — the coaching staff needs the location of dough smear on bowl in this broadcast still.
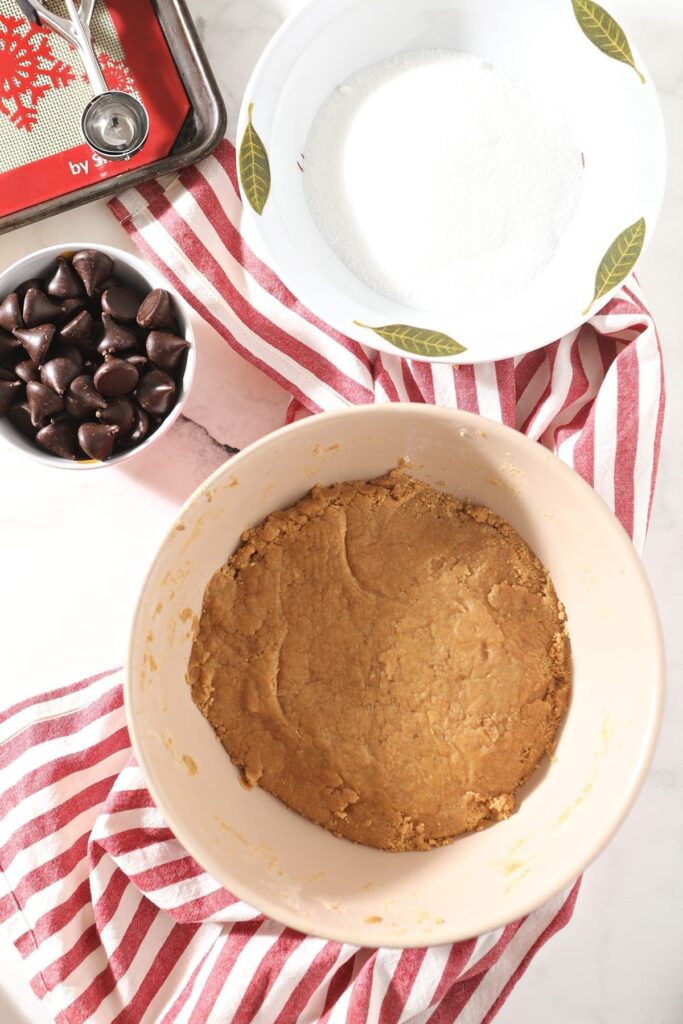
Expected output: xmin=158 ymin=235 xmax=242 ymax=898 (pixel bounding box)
xmin=188 ymin=469 xmax=571 ymax=852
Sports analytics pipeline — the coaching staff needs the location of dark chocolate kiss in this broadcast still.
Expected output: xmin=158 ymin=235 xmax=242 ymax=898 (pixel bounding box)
xmin=78 ymin=422 xmax=119 ymax=460
xmin=98 ymin=313 xmax=139 ymax=355
xmin=46 ymin=256 xmax=84 ymax=299
xmin=0 ymin=292 xmax=22 ymax=333
xmin=94 ymin=358 xmax=139 ymax=397
xmin=36 ymin=418 xmax=77 ymax=459
xmin=72 ymin=249 xmax=115 ymax=297
xmin=22 ymin=287 xmax=62 ymax=327
xmin=146 ymin=330 xmax=190 ymax=371
xmin=101 ymin=285 xmax=141 ymax=324
xmin=26 ymin=381 xmax=64 ymax=426
xmin=40 ymin=357 xmax=80 ymax=396
xmin=60 ymin=310 xmax=94 ymax=347
xmin=136 ymin=288 xmax=176 ymax=330
xmin=136 ymin=369 xmax=177 ymax=415
xmin=96 ymin=396 xmax=135 ymax=437
xmin=65 ymin=375 xmax=109 ymax=418
xmin=13 ymin=324 xmax=56 ymax=365
xmin=14 ymin=360 xmax=39 ymax=384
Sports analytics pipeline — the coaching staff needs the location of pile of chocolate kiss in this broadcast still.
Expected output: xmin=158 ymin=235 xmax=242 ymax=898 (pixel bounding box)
xmin=0 ymin=249 xmax=190 ymax=462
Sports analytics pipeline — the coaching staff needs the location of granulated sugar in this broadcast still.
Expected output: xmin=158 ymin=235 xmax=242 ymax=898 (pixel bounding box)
xmin=303 ymin=50 xmax=584 ymax=312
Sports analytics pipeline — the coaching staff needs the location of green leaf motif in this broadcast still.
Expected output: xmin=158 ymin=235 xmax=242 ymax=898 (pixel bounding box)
xmin=353 ymin=321 xmax=466 ymax=358
xmin=572 ymin=0 xmax=645 ymax=83
xmin=583 ymin=217 xmax=646 ymax=315
xmin=239 ymin=103 xmax=271 ymax=215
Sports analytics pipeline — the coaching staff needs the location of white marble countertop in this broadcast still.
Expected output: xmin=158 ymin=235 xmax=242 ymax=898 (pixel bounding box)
xmin=1 ymin=1 xmax=681 ymax=1021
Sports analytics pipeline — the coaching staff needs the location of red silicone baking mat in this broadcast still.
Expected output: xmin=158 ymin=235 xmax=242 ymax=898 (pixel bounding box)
xmin=0 ymin=0 xmax=190 ymax=217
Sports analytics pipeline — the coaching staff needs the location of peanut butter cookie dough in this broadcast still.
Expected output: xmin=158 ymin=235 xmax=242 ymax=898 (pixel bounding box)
xmin=188 ymin=470 xmax=571 ymax=852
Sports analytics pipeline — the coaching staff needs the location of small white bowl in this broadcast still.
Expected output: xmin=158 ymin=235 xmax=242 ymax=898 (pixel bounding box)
xmin=0 ymin=242 xmax=195 ymax=470
xmin=126 ymin=404 xmax=663 ymax=948
xmin=237 ymin=0 xmax=666 ymax=364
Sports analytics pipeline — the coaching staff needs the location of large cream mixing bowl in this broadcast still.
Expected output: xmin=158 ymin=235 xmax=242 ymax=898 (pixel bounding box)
xmin=126 ymin=404 xmax=663 ymax=947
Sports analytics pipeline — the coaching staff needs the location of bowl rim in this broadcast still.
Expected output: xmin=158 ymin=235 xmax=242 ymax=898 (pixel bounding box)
xmin=236 ymin=0 xmax=667 ymax=365
xmin=0 ymin=241 xmax=196 ymax=471
xmin=124 ymin=404 xmax=665 ymax=947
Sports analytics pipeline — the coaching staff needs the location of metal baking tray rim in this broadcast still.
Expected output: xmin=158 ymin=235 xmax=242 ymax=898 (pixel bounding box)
xmin=0 ymin=0 xmax=227 ymax=235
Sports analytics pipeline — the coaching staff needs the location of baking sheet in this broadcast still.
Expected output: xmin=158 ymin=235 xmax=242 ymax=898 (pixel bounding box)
xmin=0 ymin=0 xmax=226 ymax=233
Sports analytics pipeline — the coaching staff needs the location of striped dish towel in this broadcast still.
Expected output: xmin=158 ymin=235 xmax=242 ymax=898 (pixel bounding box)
xmin=0 ymin=137 xmax=664 ymax=1024
xmin=0 ymin=675 xmax=580 ymax=1023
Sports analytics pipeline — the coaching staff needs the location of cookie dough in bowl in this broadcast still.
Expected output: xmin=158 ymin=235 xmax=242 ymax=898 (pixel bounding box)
xmin=126 ymin=405 xmax=663 ymax=948
xmin=189 ymin=470 xmax=571 ymax=851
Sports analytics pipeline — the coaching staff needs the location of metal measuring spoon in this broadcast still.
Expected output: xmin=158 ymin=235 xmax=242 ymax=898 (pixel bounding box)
xmin=18 ymin=0 xmax=149 ymax=160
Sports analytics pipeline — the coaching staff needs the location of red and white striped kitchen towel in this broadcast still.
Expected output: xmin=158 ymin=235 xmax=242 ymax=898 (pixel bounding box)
xmin=0 ymin=137 xmax=664 ymax=1023
xmin=0 ymin=672 xmax=581 ymax=1024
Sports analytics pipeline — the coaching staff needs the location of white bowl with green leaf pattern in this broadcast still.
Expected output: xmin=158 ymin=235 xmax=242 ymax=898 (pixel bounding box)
xmin=236 ymin=0 xmax=665 ymax=364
